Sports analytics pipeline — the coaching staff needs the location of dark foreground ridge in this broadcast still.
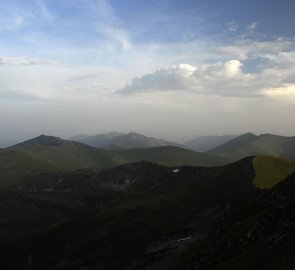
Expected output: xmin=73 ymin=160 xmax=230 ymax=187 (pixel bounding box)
xmin=0 ymin=157 xmax=295 ymax=270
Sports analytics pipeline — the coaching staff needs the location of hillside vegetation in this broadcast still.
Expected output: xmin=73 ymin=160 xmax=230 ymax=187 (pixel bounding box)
xmin=1 ymin=157 xmax=295 ymax=269
xmin=209 ymin=133 xmax=295 ymax=161
xmin=110 ymin=146 xmax=231 ymax=167
xmin=253 ymin=156 xmax=295 ymax=188
xmin=0 ymin=135 xmax=230 ymax=189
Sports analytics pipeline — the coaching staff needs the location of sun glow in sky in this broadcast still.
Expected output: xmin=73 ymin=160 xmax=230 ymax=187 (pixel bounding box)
xmin=1 ymin=0 xmax=295 ymax=143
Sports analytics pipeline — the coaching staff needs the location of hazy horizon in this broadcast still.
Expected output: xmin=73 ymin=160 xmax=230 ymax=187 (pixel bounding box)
xmin=1 ymin=129 xmax=295 ymax=148
xmin=1 ymin=0 xmax=295 ymax=144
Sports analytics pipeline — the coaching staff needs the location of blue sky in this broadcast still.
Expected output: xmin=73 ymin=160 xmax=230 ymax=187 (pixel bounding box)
xmin=1 ymin=0 xmax=295 ymax=142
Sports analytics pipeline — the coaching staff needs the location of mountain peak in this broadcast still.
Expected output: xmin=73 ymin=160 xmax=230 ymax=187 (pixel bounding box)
xmin=14 ymin=134 xmax=66 ymax=147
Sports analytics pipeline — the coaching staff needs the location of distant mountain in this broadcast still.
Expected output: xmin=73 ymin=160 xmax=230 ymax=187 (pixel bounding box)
xmin=2 ymin=156 xmax=295 ymax=269
xmin=0 ymin=134 xmax=231 ymax=189
xmin=208 ymin=132 xmax=257 ymax=153
xmin=72 ymin=132 xmax=183 ymax=149
xmin=110 ymin=146 xmax=231 ymax=167
xmin=209 ymin=133 xmax=295 ymax=160
xmin=16 ymin=134 xmax=66 ymax=146
xmin=9 ymin=135 xmax=118 ymax=171
xmin=69 ymin=134 xmax=90 ymax=141
xmin=185 ymin=134 xmax=237 ymax=152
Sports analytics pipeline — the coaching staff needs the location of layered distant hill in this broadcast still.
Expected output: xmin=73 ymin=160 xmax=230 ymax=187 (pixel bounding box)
xmin=209 ymin=133 xmax=295 ymax=160
xmin=185 ymin=134 xmax=237 ymax=152
xmin=70 ymin=132 xmax=183 ymax=149
xmin=0 ymin=134 xmax=230 ymax=188
xmin=9 ymin=134 xmax=118 ymax=170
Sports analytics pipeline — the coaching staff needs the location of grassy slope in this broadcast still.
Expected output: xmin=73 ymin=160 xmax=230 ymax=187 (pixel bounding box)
xmin=10 ymin=141 xmax=118 ymax=170
xmin=2 ymin=158 xmax=295 ymax=269
xmin=0 ymin=139 xmax=119 ymax=189
xmin=253 ymin=156 xmax=295 ymax=188
xmin=213 ymin=134 xmax=295 ymax=161
xmin=0 ymin=149 xmax=56 ymax=189
xmin=111 ymin=146 xmax=232 ymax=167
xmin=0 ymin=137 xmax=231 ymax=189
xmin=208 ymin=133 xmax=257 ymax=154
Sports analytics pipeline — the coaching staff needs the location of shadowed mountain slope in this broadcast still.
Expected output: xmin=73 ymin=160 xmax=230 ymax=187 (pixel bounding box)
xmin=208 ymin=132 xmax=257 ymax=154
xmin=109 ymin=146 xmax=232 ymax=167
xmin=1 ymin=157 xmax=295 ymax=269
xmin=208 ymin=133 xmax=295 ymax=161
xmin=0 ymin=135 xmax=230 ymax=189
xmin=9 ymin=135 xmax=118 ymax=170
xmin=185 ymin=135 xmax=236 ymax=152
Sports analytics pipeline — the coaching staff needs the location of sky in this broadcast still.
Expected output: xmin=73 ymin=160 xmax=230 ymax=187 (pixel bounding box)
xmin=1 ymin=0 xmax=295 ymax=143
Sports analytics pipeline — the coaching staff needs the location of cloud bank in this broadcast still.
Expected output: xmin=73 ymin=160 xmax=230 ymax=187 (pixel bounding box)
xmin=118 ymin=38 xmax=295 ymax=99
xmin=117 ymin=59 xmax=260 ymax=97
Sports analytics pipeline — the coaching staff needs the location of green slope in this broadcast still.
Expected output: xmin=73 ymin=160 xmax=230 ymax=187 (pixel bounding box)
xmin=208 ymin=132 xmax=257 ymax=154
xmin=110 ymin=145 xmax=232 ymax=167
xmin=211 ymin=133 xmax=295 ymax=161
xmin=9 ymin=135 xmax=118 ymax=170
xmin=3 ymin=157 xmax=295 ymax=269
xmin=253 ymin=156 xmax=295 ymax=188
xmin=0 ymin=135 xmax=119 ymax=189
xmin=0 ymin=135 xmax=231 ymax=189
xmin=0 ymin=149 xmax=56 ymax=189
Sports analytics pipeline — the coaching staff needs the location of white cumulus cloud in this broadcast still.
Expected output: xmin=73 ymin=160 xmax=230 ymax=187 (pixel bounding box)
xmin=118 ymin=60 xmax=258 ymax=97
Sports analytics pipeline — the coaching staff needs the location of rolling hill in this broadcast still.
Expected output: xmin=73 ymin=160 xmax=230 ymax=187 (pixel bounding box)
xmin=109 ymin=145 xmax=231 ymax=167
xmin=1 ymin=156 xmax=295 ymax=269
xmin=9 ymin=134 xmax=118 ymax=170
xmin=185 ymin=134 xmax=236 ymax=152
xmin=0 ymin=134 xmax=231 ymax=189
xmin=208 ymin=132 xmax=257 ymax=154
xmin=0 ymin=148 xmax=56 ymax=189
xmin=208 ymin=133 xmax=295 ymax=161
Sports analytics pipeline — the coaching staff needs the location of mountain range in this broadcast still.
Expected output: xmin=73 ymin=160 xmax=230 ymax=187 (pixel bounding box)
xmin=0 ymin=134 xmax=230 ymax=189
xmin=70 ymin=132 xmax=183 ymax=149
xmin=1 ymin=132 xmax=295 ymax=269
xmin=184 ymin=134 xmax=237 ymax=152
xmin=1 ymin=156 xmax=295 ymax=269
xmin=209 ymin=132 xmax=295 ymax=160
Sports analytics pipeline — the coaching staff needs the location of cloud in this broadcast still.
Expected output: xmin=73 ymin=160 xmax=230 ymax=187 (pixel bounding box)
xmin=69 ymin=73 xmax=107 ymax=81
xmin=118 ymin=60 xmax=259 ymax=97
xmin=215 ymin=39 xmax=293 ymax=61
xmin=247 ymin=22 xmax=258 ymax=30
xmin=0 ymin=9 xmax=26 ymax=32
xmin=0 ymin=55 xmax=58 ymax=66
xmin=80 ymin=0 xmax=132 ymax=51
xmin=264 ymin=84 xmax=295 ymax=103
xmin=118 ymin=38 xmax=295 ymax=100
xmin=0 ymin=89 xmax=43 ymax=101
xmin=35 ymin=0 xmax=55 ymax=23
xmin=227 ymin=21 xmax=239 ymax=32
xmin=0 ymin=1 xmax=55 ymax=32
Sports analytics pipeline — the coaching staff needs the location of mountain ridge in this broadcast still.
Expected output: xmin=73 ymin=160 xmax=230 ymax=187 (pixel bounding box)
xmin=208 ymin=132 xmax=295 ymax=161
xmin=2 ymin=156 xmax=295 ymax=269
xmin=70 ymin=131 xmax=184 ymax=149
xmin=0 ymin=134 xmax=231 ymax=189
xmin=185 ymin=134 xmax=237 ymax=152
